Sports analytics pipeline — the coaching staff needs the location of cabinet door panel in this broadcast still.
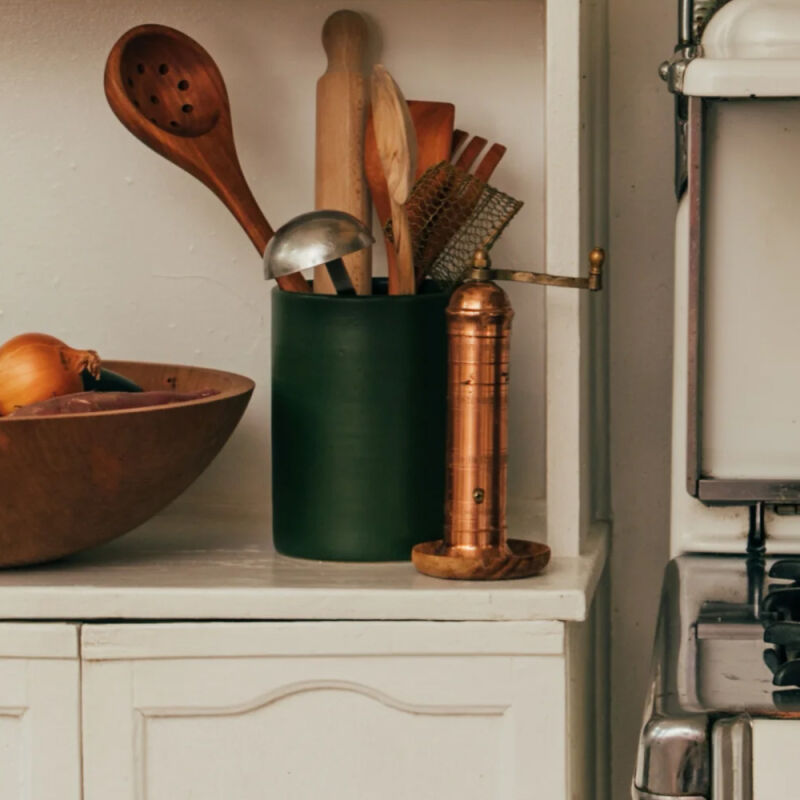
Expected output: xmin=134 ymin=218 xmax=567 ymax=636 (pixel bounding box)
xmin=0 ymin=624 xmax=80 ymax=800
xmin=82 ymin=622 xmax=567 ymax=800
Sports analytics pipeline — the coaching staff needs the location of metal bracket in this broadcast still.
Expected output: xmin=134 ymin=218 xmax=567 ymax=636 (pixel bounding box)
xmin=659 ymin=44 xmax=703 ymax=95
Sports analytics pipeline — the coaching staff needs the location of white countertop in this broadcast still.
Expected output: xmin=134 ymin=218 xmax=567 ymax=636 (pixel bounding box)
xmin=0 ymin=507 xmax=608 ymax=622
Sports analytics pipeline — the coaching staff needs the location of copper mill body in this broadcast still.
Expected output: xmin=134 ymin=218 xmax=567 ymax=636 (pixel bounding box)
xmin=411 ymin=247 xmax=604 ymax=581
xmin=446 ymin=279 xmax=512 ymax=552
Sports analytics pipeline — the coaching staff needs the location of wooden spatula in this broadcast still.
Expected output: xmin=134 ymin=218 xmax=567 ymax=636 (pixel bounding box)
xmin=370 ymin=65 xmax=417 ymax=295
xmin=313 ymin=10 xmax=372 ymax=295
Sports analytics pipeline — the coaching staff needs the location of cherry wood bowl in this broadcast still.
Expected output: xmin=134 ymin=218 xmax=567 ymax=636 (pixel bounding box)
xmin=0 ymin=360 xmax=254 ymax=567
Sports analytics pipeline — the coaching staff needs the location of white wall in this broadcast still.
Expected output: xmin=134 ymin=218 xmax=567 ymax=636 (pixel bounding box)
xmin=0 ymin=0 xmax=546 ymax=523
xmin=608 ymin=0 xmax=675 ymax=796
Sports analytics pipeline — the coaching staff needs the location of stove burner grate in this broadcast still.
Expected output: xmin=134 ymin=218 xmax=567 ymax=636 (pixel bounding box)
xmin=762 ymin=559 xmax=800 ymax=702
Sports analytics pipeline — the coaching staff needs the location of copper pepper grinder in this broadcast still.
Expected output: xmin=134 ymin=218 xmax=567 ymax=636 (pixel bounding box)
xmin=412 ymin=247 xmax=605 ymax=580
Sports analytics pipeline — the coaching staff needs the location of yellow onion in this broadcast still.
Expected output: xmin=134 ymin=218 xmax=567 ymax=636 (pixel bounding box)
xmin=0 ymin=333 xmax=101 ymax=415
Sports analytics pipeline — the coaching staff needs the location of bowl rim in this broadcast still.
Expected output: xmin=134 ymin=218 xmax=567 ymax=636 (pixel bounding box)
xmin=0 ymin=359 xmax=255 ymax=422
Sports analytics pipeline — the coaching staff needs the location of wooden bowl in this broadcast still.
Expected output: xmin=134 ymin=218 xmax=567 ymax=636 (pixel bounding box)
xmin=0 ymin=361 xmax=254 ymax=567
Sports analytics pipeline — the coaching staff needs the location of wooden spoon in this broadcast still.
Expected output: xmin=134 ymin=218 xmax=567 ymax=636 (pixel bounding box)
xmin=370 ymin=65 xmax=418 ymax=295
xmin=104 ymin=23 xmax=309 ymax=293
xmin=365 ymin=100 xmax=453 ymax=288
xmin=365 ymin=100 xmax=454 ymax=227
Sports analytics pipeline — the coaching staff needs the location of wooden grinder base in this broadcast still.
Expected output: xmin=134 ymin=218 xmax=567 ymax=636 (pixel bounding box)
xmin=411 ymin=539 xmax=551 ymax=581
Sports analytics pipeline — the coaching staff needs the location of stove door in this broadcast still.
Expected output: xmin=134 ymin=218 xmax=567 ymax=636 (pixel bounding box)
xmin=711 ymin=716 xmax=800 ymax=799
xmin=750 ymin=718 xmax=800 ymax=798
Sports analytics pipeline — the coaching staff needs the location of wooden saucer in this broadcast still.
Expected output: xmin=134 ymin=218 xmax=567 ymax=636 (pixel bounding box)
xmin=411 ymin=539 xmax=551 ymax=581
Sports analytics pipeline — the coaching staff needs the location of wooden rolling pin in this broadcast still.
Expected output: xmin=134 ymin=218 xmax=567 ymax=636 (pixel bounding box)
xmin=314 ymin=10 xmax=372 ymax=295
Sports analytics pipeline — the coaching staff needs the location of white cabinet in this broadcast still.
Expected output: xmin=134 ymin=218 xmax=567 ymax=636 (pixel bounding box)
xmin=0 ymin=625 xmax=81 ymax=800
xmin=80 ymin=620 xmax=591 ymax=800
xmin=0 ymin=514 xmax=609 ymax=799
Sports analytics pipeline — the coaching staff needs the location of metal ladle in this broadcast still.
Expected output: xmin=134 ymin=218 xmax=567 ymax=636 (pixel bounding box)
xmin=263 ymin=210 xmax=374 ymax=295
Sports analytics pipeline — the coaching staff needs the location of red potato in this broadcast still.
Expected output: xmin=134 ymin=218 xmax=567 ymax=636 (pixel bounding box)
xmin=5 ymin=389 xmax=219 ymax=418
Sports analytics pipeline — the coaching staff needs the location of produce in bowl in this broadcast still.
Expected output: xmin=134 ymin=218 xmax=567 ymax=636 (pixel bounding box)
xmin=0 ymin=356 xmax=254 ymax=567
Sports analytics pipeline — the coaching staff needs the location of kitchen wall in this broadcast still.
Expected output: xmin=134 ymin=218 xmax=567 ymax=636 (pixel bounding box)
xmin=608 ymin=0 xmax=675 ymax=795
xmin=0 ymin=0 xmax=546 ymax=522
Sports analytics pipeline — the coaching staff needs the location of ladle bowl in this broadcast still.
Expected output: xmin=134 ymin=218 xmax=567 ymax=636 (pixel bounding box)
xmin=264 ymin=210 xmax=374 ymax=282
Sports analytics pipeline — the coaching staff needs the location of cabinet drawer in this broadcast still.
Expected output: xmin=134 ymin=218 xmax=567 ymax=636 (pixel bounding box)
xmin=82 ymin=621 xmax=567 ymax=800
xmin=0 ymin=624 xmax=80 ymax=800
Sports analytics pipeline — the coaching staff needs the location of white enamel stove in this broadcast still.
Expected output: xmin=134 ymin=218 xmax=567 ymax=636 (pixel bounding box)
xmin=633 ymin=2 xmax=800 ymax=798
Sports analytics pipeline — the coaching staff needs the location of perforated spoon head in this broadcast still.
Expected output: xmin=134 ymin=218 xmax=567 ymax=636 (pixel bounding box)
xmin=104 ymin=24 xmax=236 ymax=190
xmin=103 ymin=21 xmax=313 ymax=290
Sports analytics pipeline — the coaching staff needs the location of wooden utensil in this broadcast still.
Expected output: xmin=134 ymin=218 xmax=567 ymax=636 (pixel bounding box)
xmin=365 ymin=100 xmax=455 ymax=227
xmin=314 ymin=10 xmax=372 ymax=295
xmin=366 ymin=111 xmax=507 ymax=287
xmin=365 ymin=100 xmax=454 ymax=289
xmin=104 ymin=24 xmax=309 ymax=293
xmin=370 ymin=65 xmax=418 ymax=295
xmin=0 ymin=360 xmax=253 ymax=568
xmin=452 ymin=135 xmax=508 ymax=181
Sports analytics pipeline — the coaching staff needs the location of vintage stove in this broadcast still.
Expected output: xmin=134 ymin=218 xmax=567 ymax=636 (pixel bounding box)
xmin=633 ymin=1 xmax=800 ymax=798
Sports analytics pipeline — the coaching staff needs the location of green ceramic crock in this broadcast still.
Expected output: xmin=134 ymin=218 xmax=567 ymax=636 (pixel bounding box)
xmin=271 ymin=279 xmax=448 ymax=561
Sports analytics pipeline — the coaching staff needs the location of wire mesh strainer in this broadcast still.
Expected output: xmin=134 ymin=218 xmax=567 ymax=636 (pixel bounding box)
xmin=385 ymin=161 xmax=523 ymax=290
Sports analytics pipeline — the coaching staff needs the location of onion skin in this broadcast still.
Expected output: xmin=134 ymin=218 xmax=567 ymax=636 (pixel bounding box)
xmin=0 ymin=333 xmax=101 ymax=416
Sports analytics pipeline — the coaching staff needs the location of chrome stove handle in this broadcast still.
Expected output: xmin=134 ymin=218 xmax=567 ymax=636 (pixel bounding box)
xmin=632 ymin=716 xmax=753 ymax=800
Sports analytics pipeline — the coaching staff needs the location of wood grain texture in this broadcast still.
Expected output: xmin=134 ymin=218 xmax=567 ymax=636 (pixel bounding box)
xmin=451 ymin=129 xmax=469 ymax=155
xmin=313 ymin=10 xmax=372 ymax=295
xmin=366 ymin=111 xmax=507 ymax=289
xmin=370 ymin=65 xmax=418 ymax=294
xmin=473 ymin=142 xmax=508 ymax=183
xmin=104 ymin=23 xmax=309 ymax=293
xmin=365 ymin=101 xmax=454 ymax=288
xmin=365 ymin=100 xmax=455 ymax=228
xmin=453 ymin=136 xmax=488 ymax=171
xmin=0 ymin=360 xmax=253 ymax=568
xmin=412 ymin=540 xmax=551 ymax=581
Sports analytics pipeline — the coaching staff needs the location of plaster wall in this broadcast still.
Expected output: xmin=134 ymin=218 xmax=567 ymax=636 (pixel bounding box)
xmin=608 ymin=0 xmax=674 ymax=795
xmin=0 ymin=0 xmax=546 ymax=521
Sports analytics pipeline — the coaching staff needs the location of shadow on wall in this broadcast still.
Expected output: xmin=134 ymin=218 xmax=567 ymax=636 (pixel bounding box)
xmin=608 ymin=0 xmax=676 ymax=797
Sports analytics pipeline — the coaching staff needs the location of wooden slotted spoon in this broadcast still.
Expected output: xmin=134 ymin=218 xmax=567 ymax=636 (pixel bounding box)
xmin=104 ymin=23 xmax=309 ymax=293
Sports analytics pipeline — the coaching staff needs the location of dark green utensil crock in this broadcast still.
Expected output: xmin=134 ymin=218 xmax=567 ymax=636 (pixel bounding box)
xmin=271 ymin=279 xmax=448 ymax=561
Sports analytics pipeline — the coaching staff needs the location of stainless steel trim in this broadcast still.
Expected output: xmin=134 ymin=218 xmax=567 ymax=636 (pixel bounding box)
xmin=633 ymin=563 xmax=711 ymax=797
xmin=634 ymin=714 xmax=710 ymax=797
xmin=632 ymin=790 xmax=705 ymax=800
xmin=686 ymin=96 xmax=703 ymax=497
xmin=711 ymin=717 xmax=753 ymax=800
xmin=679 ymin=0 xmax=695 ymax=46
xmin=697 ymin=479 xmax=800 ymax=504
